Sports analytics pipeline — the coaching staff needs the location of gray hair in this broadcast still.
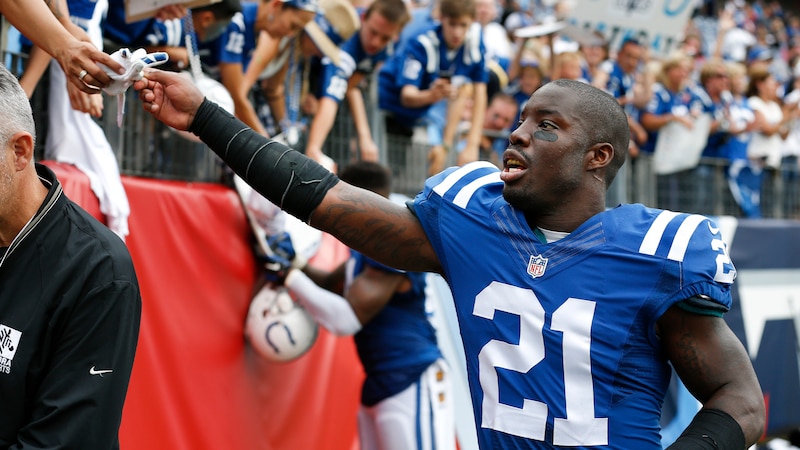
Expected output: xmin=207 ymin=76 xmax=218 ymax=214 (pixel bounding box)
xmin=0 ymin=63 xmax=36 ymax=146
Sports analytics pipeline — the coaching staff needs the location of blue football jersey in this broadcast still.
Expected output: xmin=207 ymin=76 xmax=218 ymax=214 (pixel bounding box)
xmin=600 ymin=60 xmax=634 ymax=101
xmin=378 ymin=22 xmax=488 ymax=123
xmin=199 ymin=2 xmax=258 ymax=75
xmin=318 ymin=30 xmax=388 ymax=103
xmin=641 ymin=83 xmax=704 ymax=153
xmin=348 ymin=251 xmax=442 ymax=406
xmin=412 ymin=162 xmax=736 ymax=449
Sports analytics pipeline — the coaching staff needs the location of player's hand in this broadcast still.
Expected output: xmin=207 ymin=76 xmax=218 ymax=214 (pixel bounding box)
xmin=262 ymin=232 xmax=303 ymax=285
xmin=134 ymin=68 xmax=205 ymax=131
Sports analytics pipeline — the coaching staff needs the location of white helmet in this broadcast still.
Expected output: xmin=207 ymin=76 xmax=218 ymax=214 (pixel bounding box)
xmin=245 ymin=284 xmax=318 ymax=362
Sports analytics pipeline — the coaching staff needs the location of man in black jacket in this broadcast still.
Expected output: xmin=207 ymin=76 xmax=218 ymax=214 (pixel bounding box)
xmin=0 ymin=62 xmax=142 ymax=449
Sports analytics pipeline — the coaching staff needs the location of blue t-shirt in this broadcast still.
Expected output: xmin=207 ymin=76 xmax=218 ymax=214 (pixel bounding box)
xmin=348 ymin=252 xmax=441 ymax=406
xmin=378 ymin=22 xmax=488 ymax=123
xmin=412 ymin=162 xmax=735 ymax=449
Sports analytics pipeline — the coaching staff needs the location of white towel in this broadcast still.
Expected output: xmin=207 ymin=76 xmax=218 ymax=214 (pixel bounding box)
xmin=46 ymin=60 xmax=131 ymax=240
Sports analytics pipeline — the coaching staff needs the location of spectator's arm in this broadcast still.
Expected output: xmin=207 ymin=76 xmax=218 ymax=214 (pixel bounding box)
xmin=243 ymin=31 xmax=281 ymax=91
xmin=400 ymin=78 xmax=451 ymax=108
xmin=2 ymin=0 xmax=122 ymax=91
xmin=18 ymin=45 xmax=51 ymax=97
xmin=305 ymin=97 xmax=340 ymax=163
xmin=346 ymin=74 xmax=378 ymax=161
xmin=261 ymin=61 xmax=289 ymax=128
xmin=218 ymin=61 xmax=268 ymax=136
xmin=457 ymin=82 xmax=488 ymax=166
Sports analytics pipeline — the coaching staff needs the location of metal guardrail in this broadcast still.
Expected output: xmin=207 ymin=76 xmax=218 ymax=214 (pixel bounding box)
xmin=6 ymin=43 xmax=799 ymax=219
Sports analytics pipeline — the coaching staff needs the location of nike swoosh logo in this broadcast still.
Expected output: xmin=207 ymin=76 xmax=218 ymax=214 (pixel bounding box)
xmin=89 ymin=366 xmax=113 ymax=376
xmin=707 ymin=222 xmax=720 ymax=235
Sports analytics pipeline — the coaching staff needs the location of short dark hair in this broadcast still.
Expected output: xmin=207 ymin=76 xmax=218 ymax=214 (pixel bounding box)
xmin=440 ymin=0 xmax=475 ymax=19
xmin=365 ymin=0 xmax=411 ymax=28
xmin=618 ymin=37 xmax=641 ymax=53
xmin=339 ymin=161 xmax=392 ymax=194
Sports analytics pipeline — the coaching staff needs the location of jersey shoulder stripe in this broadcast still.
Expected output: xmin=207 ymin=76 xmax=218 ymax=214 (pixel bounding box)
xmin=637 ymin=210 xmax=710 ymax=262
xmin=431 ymin=161 xmax=500 ymax=205
xmin=417 ymin=31 xmax=440 ymax=74
xmin=464 ymin=22 xmax=483 ymax=65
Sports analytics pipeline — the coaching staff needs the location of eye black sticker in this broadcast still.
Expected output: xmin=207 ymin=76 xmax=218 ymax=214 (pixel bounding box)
xmin=534 ymin=130 xmax=557 ymax=142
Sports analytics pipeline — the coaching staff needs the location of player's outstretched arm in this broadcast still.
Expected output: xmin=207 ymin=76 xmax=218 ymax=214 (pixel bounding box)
xmin=134 ymin=69 xmax=441 ymax=274
xmin=658 ymin=305 xmax=765 ymax=448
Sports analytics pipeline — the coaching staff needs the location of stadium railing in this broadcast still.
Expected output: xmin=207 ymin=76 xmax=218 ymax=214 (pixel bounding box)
xmin=4 ymin=39 xmax=798 ymax=219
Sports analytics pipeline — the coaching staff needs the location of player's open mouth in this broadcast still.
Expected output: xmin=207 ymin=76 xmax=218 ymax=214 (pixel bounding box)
xmin=501 ymin=154 xmax=527 ymax=183
xmin=504 ymin=158 xmax=526 ymax=172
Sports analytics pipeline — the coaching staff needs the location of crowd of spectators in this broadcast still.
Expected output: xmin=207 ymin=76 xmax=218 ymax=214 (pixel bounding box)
xmin=5 ymin=0 xmax=800 ymax=218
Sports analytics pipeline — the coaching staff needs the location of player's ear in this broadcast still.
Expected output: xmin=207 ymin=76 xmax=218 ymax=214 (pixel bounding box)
xmin=585 ymin=142 xmax=614 ymax=171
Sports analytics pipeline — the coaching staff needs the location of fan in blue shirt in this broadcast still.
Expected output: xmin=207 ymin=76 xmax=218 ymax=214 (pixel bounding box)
xmin=378 ymin=0 xmax=489 ymax=175
xmin=303 ymin=0 xmax=410 ymax=165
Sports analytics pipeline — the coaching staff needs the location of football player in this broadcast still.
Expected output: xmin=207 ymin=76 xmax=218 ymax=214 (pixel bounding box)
xmin=135 ymin=71 xmax=766 ymax=449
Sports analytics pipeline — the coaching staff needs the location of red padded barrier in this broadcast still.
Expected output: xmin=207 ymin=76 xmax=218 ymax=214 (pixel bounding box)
xmin=44 ymin=162 xmax=363 ymax=450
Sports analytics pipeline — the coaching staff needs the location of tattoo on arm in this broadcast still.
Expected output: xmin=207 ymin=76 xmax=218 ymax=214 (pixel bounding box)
xmin=313 ymin=188 xmax=434 ymax=271
xmin=668 ymin=313 xmax=732 ymax=404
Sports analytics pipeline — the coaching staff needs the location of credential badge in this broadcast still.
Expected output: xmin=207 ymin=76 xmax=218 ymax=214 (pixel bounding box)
xmin=527 ymin=254 xmax=548 ymax=278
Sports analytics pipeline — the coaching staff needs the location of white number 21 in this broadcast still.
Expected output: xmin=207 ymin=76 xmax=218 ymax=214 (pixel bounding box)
xmin=473 ymin=282 xmax=608 ymax=446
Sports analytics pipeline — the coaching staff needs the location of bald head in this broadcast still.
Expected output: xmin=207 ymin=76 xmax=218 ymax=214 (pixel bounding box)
xmin=548 ymin=79 xmax=629 ymax=184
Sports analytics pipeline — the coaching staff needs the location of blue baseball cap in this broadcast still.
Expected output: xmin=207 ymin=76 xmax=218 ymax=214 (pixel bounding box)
xmin=282 ymin=0 xmax=321 ymax=14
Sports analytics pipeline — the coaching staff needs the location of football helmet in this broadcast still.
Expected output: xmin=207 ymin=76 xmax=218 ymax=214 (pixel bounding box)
xmin=245 ymin=284 xmax=318 ymax=362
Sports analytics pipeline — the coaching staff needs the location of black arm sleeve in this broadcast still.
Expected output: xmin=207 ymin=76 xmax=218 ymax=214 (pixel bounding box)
xmin=667 ymin=409 xmax=745 ymax=449
xmin=189 ymin=99 xmax=339 ymax=222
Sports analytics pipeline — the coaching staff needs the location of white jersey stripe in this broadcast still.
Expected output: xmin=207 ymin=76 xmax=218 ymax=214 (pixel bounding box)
xmin=667 ymin=214 xmax=706 ymax=262
xmin=419 ymin=32 xmax=439 ymax=74
xmin=639 ymin=210 xmax=680 ymax=256
xmin=432 ymin=161 xmax=497 ymax=198
xmin=453 ymin=173 xmax=501 ymax=208
xmin=466 ymin=23 xmax=482 ymax=64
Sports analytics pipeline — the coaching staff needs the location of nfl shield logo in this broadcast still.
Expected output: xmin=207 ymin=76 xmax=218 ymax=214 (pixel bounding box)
xmin=527 ymin=254 xmax=548 ymax=278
